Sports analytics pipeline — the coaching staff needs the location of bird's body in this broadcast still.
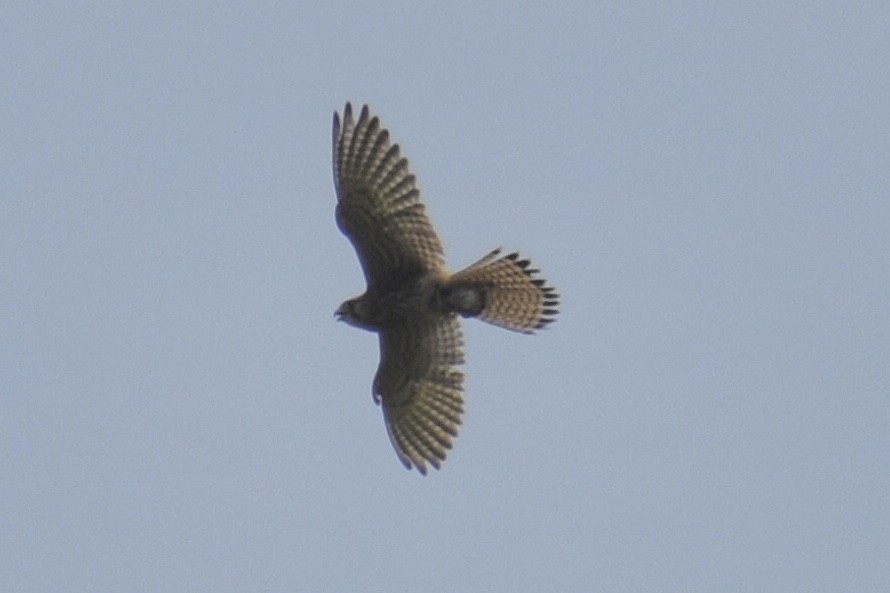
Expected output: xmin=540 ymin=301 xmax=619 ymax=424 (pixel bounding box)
xmin=336 ymin=262 xmax=444 ymax=331
xmin=333 ymin=103 xmax=558 ymax=474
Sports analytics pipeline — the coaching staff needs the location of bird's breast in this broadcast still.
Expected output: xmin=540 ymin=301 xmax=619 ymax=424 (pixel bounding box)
xmin=366 ymin=274 xmax=441 ymax=329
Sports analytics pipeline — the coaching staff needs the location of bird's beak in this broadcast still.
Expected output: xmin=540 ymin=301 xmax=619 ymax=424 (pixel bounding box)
xmin=334 ymin=304 xmax=346 ymax=321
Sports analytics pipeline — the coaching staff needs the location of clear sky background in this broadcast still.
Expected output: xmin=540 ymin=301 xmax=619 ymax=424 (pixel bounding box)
xmin=3 ymin=3 xmax=889 ymax=592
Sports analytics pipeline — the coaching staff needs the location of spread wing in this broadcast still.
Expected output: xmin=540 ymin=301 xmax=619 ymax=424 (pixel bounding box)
xmin=373 ymin=315 xmax=465 ymax=474
xmin=332 ymin=103 xmax=445 ymax=290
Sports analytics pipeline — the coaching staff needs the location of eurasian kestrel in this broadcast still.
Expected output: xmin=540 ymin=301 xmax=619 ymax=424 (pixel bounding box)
xmin=333 ymin=102 xmax=558 ymax=474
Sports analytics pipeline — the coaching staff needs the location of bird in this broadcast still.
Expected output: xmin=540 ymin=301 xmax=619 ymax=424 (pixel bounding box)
xmin=332 ymin=102 xmax=558 ymax=474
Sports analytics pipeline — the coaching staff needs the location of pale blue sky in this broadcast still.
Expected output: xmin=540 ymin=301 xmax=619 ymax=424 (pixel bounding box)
xmin=3 ymin=3 xmax=889 ymax=592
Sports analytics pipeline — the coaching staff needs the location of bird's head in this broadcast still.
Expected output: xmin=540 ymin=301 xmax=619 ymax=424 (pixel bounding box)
xmin=335 ymin=296 xmax=376 ymax=331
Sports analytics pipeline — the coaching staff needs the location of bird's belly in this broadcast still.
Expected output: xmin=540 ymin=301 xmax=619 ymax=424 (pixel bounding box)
xmin=369 ymin=282 xmax=437 ymax=328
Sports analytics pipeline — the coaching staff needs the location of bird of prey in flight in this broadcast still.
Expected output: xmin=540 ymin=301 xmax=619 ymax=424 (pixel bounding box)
xmin=333 ymin=102 xmax=558 ymax=474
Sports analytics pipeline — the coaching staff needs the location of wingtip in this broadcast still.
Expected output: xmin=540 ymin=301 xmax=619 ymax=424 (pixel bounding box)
xmin=334 ymin=102 xmax=354 ymax=129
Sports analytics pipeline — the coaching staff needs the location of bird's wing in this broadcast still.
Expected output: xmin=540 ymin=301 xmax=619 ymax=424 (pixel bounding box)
xmin=373 ymin=315 xmax=465 ymax=474
xmin=333 ymin=103 xmax=445 ymax=290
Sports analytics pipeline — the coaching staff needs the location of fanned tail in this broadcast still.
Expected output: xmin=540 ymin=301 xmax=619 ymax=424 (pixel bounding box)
xmin=443 ymin=248 xmax=559 ymax=333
